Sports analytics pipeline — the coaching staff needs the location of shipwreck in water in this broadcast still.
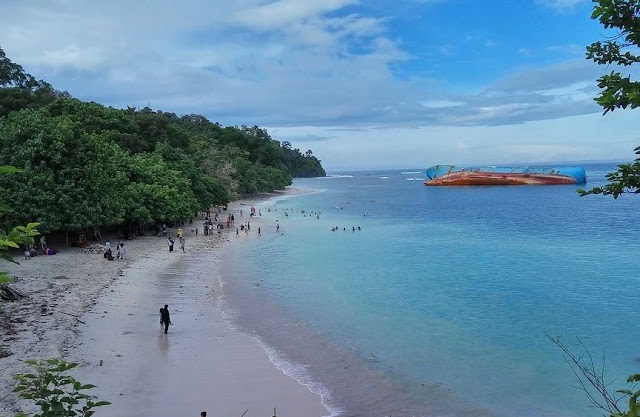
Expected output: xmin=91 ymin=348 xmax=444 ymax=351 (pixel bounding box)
xmin=424 ymin=165 xmax=587 ymax=186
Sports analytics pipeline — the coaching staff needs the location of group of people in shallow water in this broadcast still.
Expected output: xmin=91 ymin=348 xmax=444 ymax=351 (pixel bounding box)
xmin=331 ymin=226 xmax=362 ymax=232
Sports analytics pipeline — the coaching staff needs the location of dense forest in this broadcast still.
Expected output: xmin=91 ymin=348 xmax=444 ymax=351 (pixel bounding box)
xmin=0 ymin=47 xmax=325 ymax=237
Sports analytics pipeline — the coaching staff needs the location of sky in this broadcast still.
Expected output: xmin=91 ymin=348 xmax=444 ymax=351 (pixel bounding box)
xmin=1 ymin=0 xmax=637 ymax=171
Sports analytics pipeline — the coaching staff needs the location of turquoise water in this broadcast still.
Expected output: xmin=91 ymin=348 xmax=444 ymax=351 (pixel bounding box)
xmin=222 ymin=163 xmax=640 ymax=416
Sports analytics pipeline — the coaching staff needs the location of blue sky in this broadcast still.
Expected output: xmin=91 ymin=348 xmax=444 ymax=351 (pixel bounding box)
xmin=0 ymin=0 xmax=636 ymax=171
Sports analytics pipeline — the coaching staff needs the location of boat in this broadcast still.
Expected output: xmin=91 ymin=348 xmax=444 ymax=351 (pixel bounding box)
xmin=424 ymin=165 xmax=586 ymax=186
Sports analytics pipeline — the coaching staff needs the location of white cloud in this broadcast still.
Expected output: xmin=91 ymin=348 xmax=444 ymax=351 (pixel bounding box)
xmin=232 ymin=0 xmax=356 ymax=31
xmin=546 ymin=43 xmax=583 ymax=55
xmin=517 ymin=47 xmax=532 ymax=56
xmin=273 ymin=111 xmax=638 ymax=171
xmin=536 ymin=0 xmax=589 ymax=12
xmin=0 ymin=0 xmax=628 ymax=170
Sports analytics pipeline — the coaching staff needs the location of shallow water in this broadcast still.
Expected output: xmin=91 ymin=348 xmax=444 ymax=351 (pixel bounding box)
xmin=221 ymin=163 xmax=640 ymax=417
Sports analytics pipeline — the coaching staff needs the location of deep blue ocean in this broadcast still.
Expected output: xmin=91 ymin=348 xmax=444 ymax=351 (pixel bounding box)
xmin=221 ymin=163 xmax=639 ymax=417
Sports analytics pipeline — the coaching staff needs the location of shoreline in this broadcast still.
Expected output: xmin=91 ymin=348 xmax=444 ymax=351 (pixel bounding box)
xmin=0 ymin=186 xmax=328 ymax=417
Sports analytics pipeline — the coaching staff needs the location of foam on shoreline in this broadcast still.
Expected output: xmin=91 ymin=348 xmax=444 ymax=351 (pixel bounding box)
xmin=0 ymin=188 xmax=329 ymax=417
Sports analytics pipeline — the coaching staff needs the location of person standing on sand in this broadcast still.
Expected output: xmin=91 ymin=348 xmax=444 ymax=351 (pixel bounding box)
xmin=119 ymin=243 xmax=126 ymax=260
xmin=180 ymin=238 xmax=185 ymax=253
xmin=159 ymin=305 xmax=171 ymax=334
xmin=168 ymin=237 xmax=174 ymax=252
xmin=258 ymin=227 xmax=261 ymax=236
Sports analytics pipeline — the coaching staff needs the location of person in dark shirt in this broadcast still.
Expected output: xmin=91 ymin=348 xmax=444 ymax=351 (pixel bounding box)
xmin=159 ymin=305 xmax=171 ymax=334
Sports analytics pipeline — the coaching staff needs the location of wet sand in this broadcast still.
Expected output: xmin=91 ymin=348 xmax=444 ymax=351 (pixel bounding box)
xmin=0 ymin=188 xmax=328 ymax=417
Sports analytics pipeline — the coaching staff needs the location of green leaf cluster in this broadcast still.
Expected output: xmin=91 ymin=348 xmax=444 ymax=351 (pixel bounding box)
xmin=0 ymin=48 xmax=325 ymax=235
xmin=578 ymin=145 xmax=640 ymax=198
xmin=12 ymin=358 xmax=110 ymax=417
xmin=0 ymin=161 xmax=40 ymax=309
xmin=582 ymin=0 xmax=640 ymax=197
xmin=612 ymin=374 xmax=640 ymax=417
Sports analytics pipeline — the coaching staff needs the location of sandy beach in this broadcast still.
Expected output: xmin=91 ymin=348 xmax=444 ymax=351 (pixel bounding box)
xmin=0 ymin=188 xmax=328 ymax=417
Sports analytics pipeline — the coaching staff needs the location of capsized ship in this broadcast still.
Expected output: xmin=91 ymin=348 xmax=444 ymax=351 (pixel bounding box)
xmin=424 ymin=165 xmax=587 ymax=186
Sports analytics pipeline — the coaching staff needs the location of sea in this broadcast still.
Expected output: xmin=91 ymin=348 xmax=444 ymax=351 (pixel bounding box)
xmin=220 ymin=163 xmax=640 ymax=417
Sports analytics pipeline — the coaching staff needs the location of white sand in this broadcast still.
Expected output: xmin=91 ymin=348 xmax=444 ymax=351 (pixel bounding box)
xmin=0 ymin=188 xmax=328 ymax=417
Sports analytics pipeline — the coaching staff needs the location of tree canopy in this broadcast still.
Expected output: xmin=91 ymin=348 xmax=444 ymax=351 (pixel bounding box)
xmin=580 ymin=0 xmax=640 ymax=197
xmin=0 ymin=47 xmax=325 ymax=235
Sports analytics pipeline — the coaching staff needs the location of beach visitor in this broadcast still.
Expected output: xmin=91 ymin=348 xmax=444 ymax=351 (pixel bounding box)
xmin=195 ymin=226 xmax=199 ymax=236
xmin=168 ymin=237 xmax=175 ymax=252
xmin=119 ymin=243 xmax=126 ymax=260
xmin=159 ymin=305 xmax=171 ymax=334
xmin=105 ymin=239 xmax=111 ymax=251
xmin=258 ymin=227 xmax=261 ymax=236
xmin=180 ymin=238 xmax=185 ymax=253
xmin=23 ymin=247 xmax=30 ymax=260
xmin=236 ymin=227 xmax=239 ymax=236
xmin=116 ymin=244 xmax=121 ymax=259
xmin=276 ymin=223 xmax=280 ymax=232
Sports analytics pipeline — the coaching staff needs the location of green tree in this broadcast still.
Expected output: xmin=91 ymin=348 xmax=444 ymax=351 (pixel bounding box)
xmin=559 ymin=3 xmax=640 ymax=416
xmin=0 ymin=47 xmax=325 ymax=240
xmin=0 ymin=47 xmax=65 ymax=117
xmin=0 ymin=109 xmax=127 ymax=242
xmin=0 ymin=165 xmax=40 ymax=309
xmin=580 ymin=0 xmax=640 ymax=197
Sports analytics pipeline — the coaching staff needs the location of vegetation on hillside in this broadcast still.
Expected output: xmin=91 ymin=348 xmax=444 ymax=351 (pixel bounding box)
xmin=0 ymin=47 xmax=325 ymax=236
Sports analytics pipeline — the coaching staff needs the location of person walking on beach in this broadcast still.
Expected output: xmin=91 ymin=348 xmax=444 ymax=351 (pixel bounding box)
xmin=159 ymin=305 xmax=171 ymax=334
xmin=168 ymin=237 xmax=175 ymax=252
xmin=119 ymin=243 xmax=126 ymax=260
xmin=180 ymin=238 xmax=186 ymax=253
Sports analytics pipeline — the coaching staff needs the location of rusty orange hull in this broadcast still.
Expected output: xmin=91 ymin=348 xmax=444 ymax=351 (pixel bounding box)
xmin=424 ymin=171 xmax=578 ymax=186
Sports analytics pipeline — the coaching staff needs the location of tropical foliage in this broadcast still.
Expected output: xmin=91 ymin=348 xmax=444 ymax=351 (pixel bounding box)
xmin=561 ymin=2 xmax=640 ymax=416
xmin=12 ymin=359 xmax=110 ymax=417
xmin=0 ymin=47 xmax=325 ymax=235
xmin=579 ymin=0 xmax=640 ymax=197
xmin=0 ymin=164 xmax=40 ymax=308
